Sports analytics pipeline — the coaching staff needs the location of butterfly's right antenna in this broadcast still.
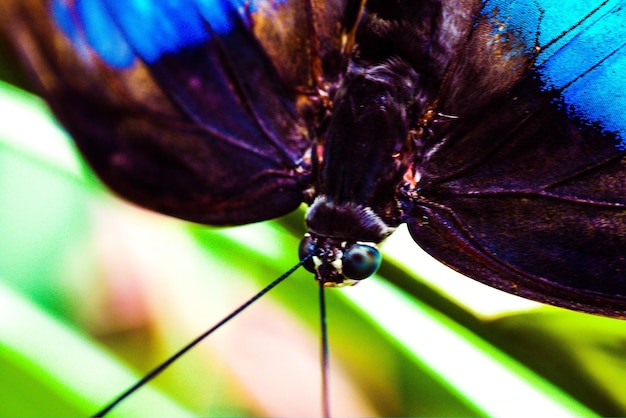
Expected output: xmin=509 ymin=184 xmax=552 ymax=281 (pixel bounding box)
xmin=94 ymin=250 xmax=316 ymax=417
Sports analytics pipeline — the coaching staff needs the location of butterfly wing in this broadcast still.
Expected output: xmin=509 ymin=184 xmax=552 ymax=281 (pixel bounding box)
xmin=0 ymin=0 xmax=363 ymax=225
xmin=400 ymin=0 xmax=626 ymax=315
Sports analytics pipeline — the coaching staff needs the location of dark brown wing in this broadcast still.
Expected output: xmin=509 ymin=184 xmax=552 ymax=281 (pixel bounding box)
xmin=397 ymin=1 xmax=626 ymax=316
xmin=0 ymin=0 xmax=364 ymax=225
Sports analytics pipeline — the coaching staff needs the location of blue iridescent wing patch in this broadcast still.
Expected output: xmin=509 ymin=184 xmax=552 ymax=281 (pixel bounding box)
xmin=1 ymin=0 xmax=625 ymax=315
xmin=52 ymin=0 xmax=276 ymax=66
xmin=483 ymin=0 xmax=626 ymax=148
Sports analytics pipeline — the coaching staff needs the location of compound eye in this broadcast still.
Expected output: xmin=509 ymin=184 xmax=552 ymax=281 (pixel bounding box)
xmin=298 ymin=235 xmax=317 ymax=273
xmin=342 ymin=244 xmax=381 ymax=280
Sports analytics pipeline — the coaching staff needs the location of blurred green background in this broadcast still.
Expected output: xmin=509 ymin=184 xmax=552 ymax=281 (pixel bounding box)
xmin=1 ymin=33 xmax=626 ymax=418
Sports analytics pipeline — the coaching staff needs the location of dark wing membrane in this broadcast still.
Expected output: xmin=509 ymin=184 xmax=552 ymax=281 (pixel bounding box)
xmin=0 ymin=0 xmax=363 ymax=225
xmin=249 ymin=0 xmax=365 ymax=89
xmin=403 ymin=0 xmax=626 ymax=316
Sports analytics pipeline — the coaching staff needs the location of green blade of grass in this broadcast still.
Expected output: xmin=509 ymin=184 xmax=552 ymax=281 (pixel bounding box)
xmin=0 ymin=281 xmax=193 ymax=417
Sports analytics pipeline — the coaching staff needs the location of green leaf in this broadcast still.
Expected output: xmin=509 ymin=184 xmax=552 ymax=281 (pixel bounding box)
xmin=0 ymin=282 xmax=193 ymax=417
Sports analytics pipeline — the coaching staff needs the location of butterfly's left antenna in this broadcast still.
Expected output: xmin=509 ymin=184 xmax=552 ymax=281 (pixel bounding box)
xmin=93 ymin=251 xmax=316 ymax=417
xmin=319 ymin=274 xmax=331 ymax=418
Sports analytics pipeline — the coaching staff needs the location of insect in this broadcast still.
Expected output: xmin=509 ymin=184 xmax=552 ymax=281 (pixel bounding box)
xmin=1 ymin=0 xmax=626 ymax=415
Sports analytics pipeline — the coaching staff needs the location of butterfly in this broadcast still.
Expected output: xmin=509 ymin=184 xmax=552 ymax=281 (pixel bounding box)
xmin=1 ymin=0 xmax=625 ymax=415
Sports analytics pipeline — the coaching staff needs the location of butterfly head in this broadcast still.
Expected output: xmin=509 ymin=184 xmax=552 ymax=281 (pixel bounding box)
xmin=298 ymin=233 xmax=382 ymax=286
xmin=299 ymin=196 xmax=394 ymax=286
